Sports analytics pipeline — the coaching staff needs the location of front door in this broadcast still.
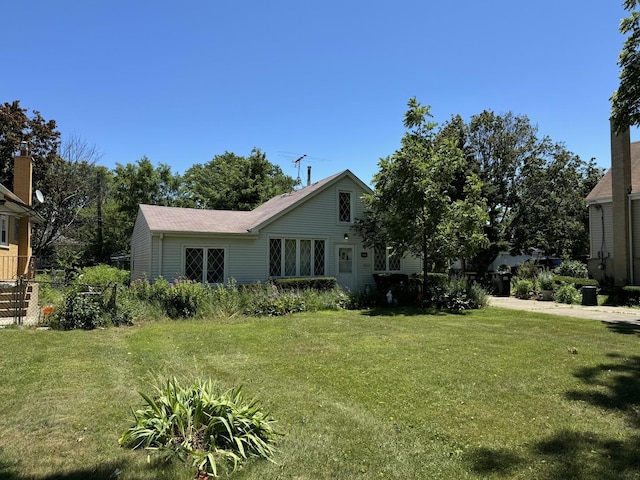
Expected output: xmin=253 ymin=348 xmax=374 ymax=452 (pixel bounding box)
xmin=336 ymin=245 xmax=355 ymax=292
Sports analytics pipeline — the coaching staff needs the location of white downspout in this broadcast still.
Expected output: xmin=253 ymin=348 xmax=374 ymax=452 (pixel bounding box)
xmin=158 ymin=233 xmax=164 ymax=278
xmin=629 ymin=195 xmax=634 ymax=285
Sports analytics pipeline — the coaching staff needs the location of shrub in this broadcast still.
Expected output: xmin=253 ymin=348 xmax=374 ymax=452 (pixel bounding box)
xmin=516 ymin=259 xmax=538 ymax=280
xmin=425 ymin=276 xmax=487 ymax=312
xmin=513 ymin=278 xmax=534 ymax=299
xmin=119 ymin=378 xmax=281 ymax=478
xmin=555 ymin=283 xmax=581 ymax=304
xmin=245 ymin=283 xmax=306 ymax=316
xmin=273 ymin=277 xmax=337 ymax=292
xmin=622 ymin=286 xmax=640 ymax=306
xmin=537 ymin=270 xmax=555 ymax=291
xmin=554 ymin=260 xmax=588 ymax=279
xmin=553 ymin=276 xmax=598 ymax=289
xmin=161 ymin=278 xmax=208 ymax=319
xmin=55 ymin=293 xmax=106 ymax=330
xmin=75 ymin=265 xmax=130 ymax=286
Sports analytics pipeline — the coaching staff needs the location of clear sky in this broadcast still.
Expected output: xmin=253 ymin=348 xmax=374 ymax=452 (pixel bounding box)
xmin=2 ymin=1 xmax=632 ymax=186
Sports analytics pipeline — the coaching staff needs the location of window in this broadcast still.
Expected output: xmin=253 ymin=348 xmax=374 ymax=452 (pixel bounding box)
xmin=374 ymin=246 xmax=401 ymax=272
xmin=338 ymin=191 xmax=352 ymax=223
xmin=0 ymin=215 xmax=8 ymax=247
xmin=269 ymin=238 xmax=325 ymax=277
xmin=185 ymin=247 xmax=225 ymax=284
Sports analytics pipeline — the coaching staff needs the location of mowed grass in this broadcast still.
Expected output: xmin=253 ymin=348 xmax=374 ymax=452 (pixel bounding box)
xmin=1 ymin=307 xmax=640 ymax=479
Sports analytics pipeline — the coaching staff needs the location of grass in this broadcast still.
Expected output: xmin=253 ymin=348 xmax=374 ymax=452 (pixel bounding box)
xmin=1 ymin=307 xmax=640 ymax=479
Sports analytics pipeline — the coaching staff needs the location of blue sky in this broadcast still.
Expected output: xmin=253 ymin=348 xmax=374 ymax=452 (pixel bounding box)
xmin=2 ymin=1 xmax=631 ymax=186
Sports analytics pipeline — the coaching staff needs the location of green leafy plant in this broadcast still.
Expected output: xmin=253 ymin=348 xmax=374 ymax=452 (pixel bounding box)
xmin=55 ymin=293 xmax=105 ymax=330
xmin=537 ymin=270 xmax=555 ymax=291
xmin=513 ymin=278 xmax=534 ymax=299
xmin=75 ymin=264 xmax=130 ymax=286
xmin=516 ymin=259 xmax=538 ymax=280
xmin=555 ymin=283 xmax=581 ymax=304
xmin=119 ymin=378 xmax=280 ymax=478
xmin=554 ymin=260 xmax=588 ymax=279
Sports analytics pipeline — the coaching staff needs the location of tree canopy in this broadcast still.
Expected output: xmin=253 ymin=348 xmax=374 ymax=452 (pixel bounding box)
xmin=181 ymin=149 xmax=297 ymax=210
xmin=355 ymin=98 xmax=488 ymax=295
xmin=611 ymin=0 xmax=640 ymax=132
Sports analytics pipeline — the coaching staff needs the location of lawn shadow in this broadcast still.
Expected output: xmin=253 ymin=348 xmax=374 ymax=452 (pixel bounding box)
xmin=465 ymin=447 xmax=524 ymax=476
xmin=566 ymin=353 xmax=640 ymax=427
xmin=603 ymin=320 xmax=640 ymax=336
xmin=360 ymin=306 xmax=450 ymax=317
xmin=0 ymin=462 xmax=125 ymax=480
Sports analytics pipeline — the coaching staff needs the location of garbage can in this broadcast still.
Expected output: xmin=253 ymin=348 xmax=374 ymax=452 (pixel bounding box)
xmin=581 ymin=286 xmax=597 ymax=306
xmin=491 ymin=272 xmax=512 ymax=297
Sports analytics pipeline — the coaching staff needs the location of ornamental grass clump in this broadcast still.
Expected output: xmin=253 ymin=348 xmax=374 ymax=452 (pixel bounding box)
xmin=119 ymin=377 xmax=280 ymax=478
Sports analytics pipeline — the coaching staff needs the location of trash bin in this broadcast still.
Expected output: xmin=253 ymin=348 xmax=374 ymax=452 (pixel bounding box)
xmin=581 ymin=286 xmax=597 ymax=306
xmin=491 ymin=272 xmax=512 ymax=297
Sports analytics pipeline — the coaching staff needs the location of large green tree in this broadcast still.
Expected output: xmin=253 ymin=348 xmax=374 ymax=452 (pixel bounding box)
xmin=355 ymin=98 xmax=488 ymax=296
xmin=0 ymin=100 xmax=61 ymax=191
xmin=611 ymin=0 xmax=640 ymax=132
xmin=181 ymin=149 xmax=297 ymax=210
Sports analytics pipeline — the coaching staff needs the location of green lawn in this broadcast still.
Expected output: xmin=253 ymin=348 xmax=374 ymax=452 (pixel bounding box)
xmin=1 ymin=307 xmax=639 ymax=479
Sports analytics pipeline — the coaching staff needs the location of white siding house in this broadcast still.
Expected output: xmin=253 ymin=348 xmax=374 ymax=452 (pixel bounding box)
xmin=585 ymin=140 xmax=640 ymax=284
xmin=130 ymin=170 xmax=422 ymax=292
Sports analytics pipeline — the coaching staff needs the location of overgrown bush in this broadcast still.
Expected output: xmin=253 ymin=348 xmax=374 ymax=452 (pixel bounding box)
xmin=513 ymin=278 xmax=534 ymax=299
xmin=75 ymin=264 xmax=130 ymax=286
xmin=516 ymin=259 xmax=539 ymax=280
xmin=555 ymin=283 xmax=581 ymax=304
xmin=133 ymin=277 xmax=208 ymax=319
xmin=553 ymin=276 xmax=598 ymax=289
xmin=119 ymin=377 xmax=280 ymax=478
xmin=554 ymin=260 xmax=588 ymax=279
xmin=273 ymin=277 xmax=337 ymax=292
xmin=426 ymin=276 xmax=487 ymax=312
xmin=244 ymin=282 xmax=306 ymax=316
xmin=55 ymin=293 xmax=106 ymax=330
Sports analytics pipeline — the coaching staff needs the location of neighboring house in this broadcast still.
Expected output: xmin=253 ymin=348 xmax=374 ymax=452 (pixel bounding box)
xmin=585 ymin=132 xmax=639 ymax=285
xmin=0 ymin=144 xmax=44 ymax=325
xmin=130 ymin=169 xmax=422 ymax=292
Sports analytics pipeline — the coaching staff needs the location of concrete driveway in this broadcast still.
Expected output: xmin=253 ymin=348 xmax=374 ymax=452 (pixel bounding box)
xmin=489 ymin=295 xmax=640 ymax=324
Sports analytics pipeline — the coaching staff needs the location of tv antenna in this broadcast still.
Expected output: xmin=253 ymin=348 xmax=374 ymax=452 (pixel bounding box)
xmin=292 ymin=154 xmax=307 ymax=184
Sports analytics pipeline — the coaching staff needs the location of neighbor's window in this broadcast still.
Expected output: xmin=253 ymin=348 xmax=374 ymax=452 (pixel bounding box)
xmin=0 ymin=215 xmax=8 ymax=247
xmin=269 ymin=238 xmax=325 ymax=277
xmin=374 ymin=246 xmax=401 ymax=272
xmin=338 ymin=191 xmax=352 ymax=223
xmin=184 ymin=247 xmax=225 ymax=284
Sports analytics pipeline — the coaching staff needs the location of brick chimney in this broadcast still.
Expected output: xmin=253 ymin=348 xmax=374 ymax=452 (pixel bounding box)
xmin=13 ymin=141 xmax=33 ymax=276
xmin=610 ymin=120 xmax=632 ymax=286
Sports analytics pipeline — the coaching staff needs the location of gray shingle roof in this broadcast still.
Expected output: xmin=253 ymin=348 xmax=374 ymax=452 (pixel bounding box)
xmin=139 ymin=170 xmax=361 ymax=234
xmin=586 ymin=141 xmax=640 ymax=202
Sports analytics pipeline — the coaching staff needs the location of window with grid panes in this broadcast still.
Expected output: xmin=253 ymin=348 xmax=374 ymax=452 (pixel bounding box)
xmin=269 ymin=238 xmax=325 ymax=277
xmin=338 ymin=191 xmax=352 ymax=223
xmin=184 ymin=247 xmax=225 ymax=283
xmin=374 ymin=246 xmax=401 ymax=272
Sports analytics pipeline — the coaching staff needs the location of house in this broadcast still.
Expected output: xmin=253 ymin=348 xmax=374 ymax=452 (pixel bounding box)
xmin=585 ymin=125 xmax=638 ymax=285
xmin=0 ymin=143 xmax=44 ymax=325
xmin=130 ymin=169 xmax=422 ymax=292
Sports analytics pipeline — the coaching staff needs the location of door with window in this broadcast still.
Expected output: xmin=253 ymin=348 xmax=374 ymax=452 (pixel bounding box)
xmin=336 ymin=245 xmax=355 ymax=292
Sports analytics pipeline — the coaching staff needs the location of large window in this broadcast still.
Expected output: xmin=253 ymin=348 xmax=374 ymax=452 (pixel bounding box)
xmin=184 ymin=247 xmax=225 ymax=284
xmin=0 ymin=215 xmax=8 ymax=247
xmin=374 ymin=246 xmax=401 ymax=272
xmin=269 ymin=238 xmax=325 ymax=277
xmin=338 ymin=191 xmax=352 ymax=223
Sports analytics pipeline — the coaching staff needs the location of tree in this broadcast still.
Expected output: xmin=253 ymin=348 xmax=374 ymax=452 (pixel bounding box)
xmin=355 ymin=98 xmax=488 ymax=297
xmin=32 ymin=135 xmax=103 ymax=263
xmin=110 ymin=157 xmax=182 ymax=251
xmin=611 ymin=0 xmax=640 ymax=132
xmin=0 ymin=100 xmax=60 ymax=190
xmin=458 ymin=110 xmax=547 ymax=274
xmin=510 ymin=148 xmax=605 ymax=259
xmin=181 ymin=149 xmax=297 ymax=210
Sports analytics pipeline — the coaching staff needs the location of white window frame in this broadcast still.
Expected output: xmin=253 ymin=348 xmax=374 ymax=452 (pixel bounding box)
xmin=337 ymin=190 xmax=354 ymax=224
xmin=0 ymin=215 xmax=9 ymax=247
xmin=269 ymin=237 xmax=326 ymax=278
xmin=183 ymin=246 xmax=227 ymax=284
